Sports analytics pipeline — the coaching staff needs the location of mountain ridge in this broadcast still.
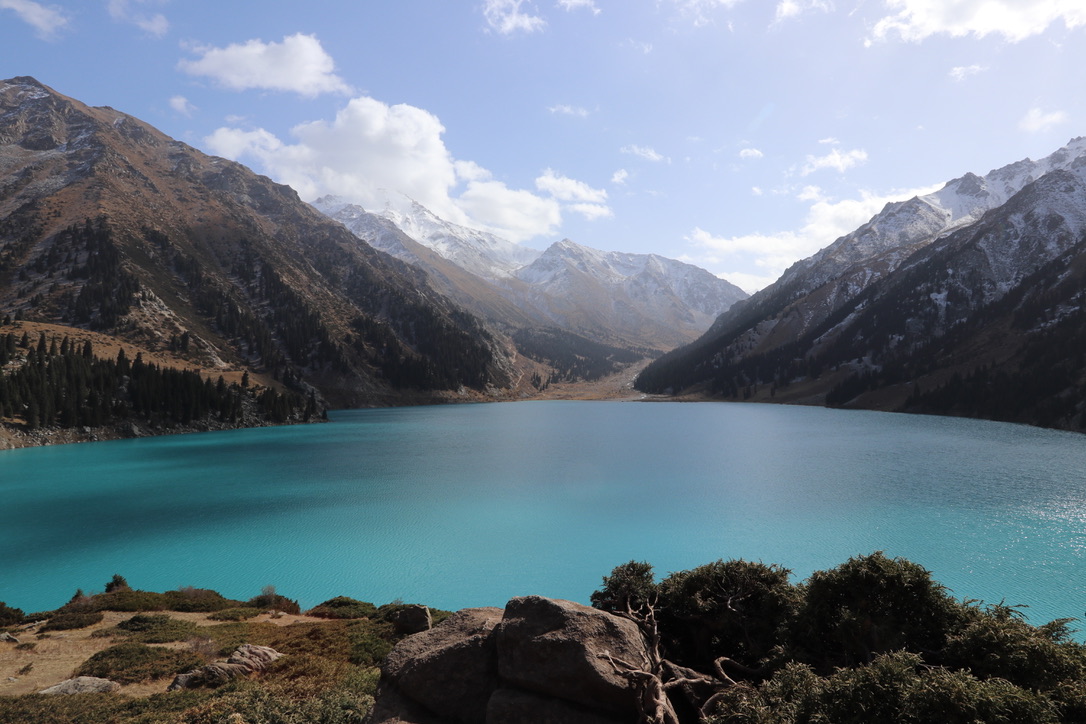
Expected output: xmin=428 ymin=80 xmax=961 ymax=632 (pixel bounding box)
xmin=637 ymin=137 xmax=1086 ymax=432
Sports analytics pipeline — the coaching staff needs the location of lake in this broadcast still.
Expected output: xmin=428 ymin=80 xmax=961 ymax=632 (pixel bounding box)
xmin=3 ymin=401 xmax=1086 ymax=629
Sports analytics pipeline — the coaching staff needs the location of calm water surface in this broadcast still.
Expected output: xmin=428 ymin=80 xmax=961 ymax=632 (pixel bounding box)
xmin=3 ymin=401 xmax=1086 ymax=627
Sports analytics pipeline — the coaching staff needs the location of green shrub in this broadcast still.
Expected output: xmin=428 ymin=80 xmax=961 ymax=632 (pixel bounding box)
xmin=163 ymin=587 xmax=242 ymax=613
xmin=0 ymin=600 xmax=24 ymax=627
xmin=246 ymin=586 xmax=301 ymax=615
xmin=346 ymin=619 xmax=395 ymax=667
xmin=308 ymin=596 xmax=378 ymax=620
xmin=790 ymin=552 xmax=967 ymax=670
xmin=208 ymin=607 xmax=263 ymax=622
xmin=115 ymin=613 xmax=198 ymax=643
xmin=80 ymin=589 xmax=170 ymax=612
xmin=40 ymin=611 xmax=104 ymax=631
xmin=657 ymin=559 xmax=799 ymax=669
xmin=75 ymin=642 xmax=205 ymax=684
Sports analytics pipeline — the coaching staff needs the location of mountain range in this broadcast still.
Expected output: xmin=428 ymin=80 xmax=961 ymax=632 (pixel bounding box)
xmin=0 ymin=76 xmax=747 ymax=442
xmin=637 ymin=137 xmax=1086 ymax=431
xmin=312 ymin=195 xmax=748 ymax=353
xmin=0 ymin=75 xmax=514 ymax=419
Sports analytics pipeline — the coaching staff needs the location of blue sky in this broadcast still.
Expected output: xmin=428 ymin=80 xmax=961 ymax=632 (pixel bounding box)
xmin=3 ymin=1 xmax=1085 ymax=291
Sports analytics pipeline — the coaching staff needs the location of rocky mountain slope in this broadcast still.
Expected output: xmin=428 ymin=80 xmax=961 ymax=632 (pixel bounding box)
xmin=315 ymin=197 xmax=748 ymax=352
xmin=0 ymin=76 xmax=515 ymax=423
xmin=637 ymin=138 xmax=1086 ymax=431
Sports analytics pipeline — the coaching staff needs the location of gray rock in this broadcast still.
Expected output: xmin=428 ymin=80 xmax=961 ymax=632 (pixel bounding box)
xmin=378 ymin=607 xmax=504 ymax=724
xmin=495 ymin=596 xmax=650 ymax=717
xmin=387 ymin=604 xmax=433 ymax=635
xmin=0 ymin=632 xmax=19 ymax=643
xmin=487 ymin=688 xmax=626 ymax=724
xmin=39 ymin=676 xmax=120 ymax=695
xmin=169 ymin=644 xmax=282 ymax=690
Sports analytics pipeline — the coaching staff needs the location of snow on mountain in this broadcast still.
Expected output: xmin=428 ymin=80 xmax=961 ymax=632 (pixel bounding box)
xmin=637 ymin=136 xmax=1086 ymax=431
xmin=315 ymin=197 xmax=749 ymax=349
xmin=516 ymin=238 xmax=747 ymax=321
xmin=778 ymin=137 xmax=1086 ymax=296
xmin=312 ymin=193 xmax=540 ymax=280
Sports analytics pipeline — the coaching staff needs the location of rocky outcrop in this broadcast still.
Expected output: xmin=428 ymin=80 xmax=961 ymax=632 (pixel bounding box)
xmin=39 ymin=676 xmax=120 ymax=695
xmin=368 ymin=597 xmax=649 ymax=724
xmin=387 ymin=604 xmax=434 ymax=635
xmin=168 ymin=644 xmax=283 ymax=690
xmin=0 ymin=632 xmax=19 ymax=644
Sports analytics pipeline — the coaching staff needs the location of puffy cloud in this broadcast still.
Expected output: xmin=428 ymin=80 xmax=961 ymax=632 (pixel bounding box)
xmin=1019 ymin=107 xmax=1069 ymax=133
xmin=483 ymin=0 xmax=546 ymax=34
xmin=800 ymin=147 xmax=868 ymax=175
xmin=557 ymin=0 xmax=600 ymax=14
xmin=684 ymin=183 xmax=939 ymax=292
xmin=548 ymin=104 xmax=590 ymax=117
xmin=739 ymin=147 xmax=764 ymax=159
xmin=611 ymin=169 xmax=629 ymax=185
xmin=203 ymin=95 xmax=563 ymax=243
xmin=0 ymin=0 xmax=68 ymax=38
xmin=535 ymin=168 xmax=608 ymax=203
xmin=178 ymin=33 xmax=351 ymax=97
xmin=108 ymin=0 xmax=168 ymax=36
xmin=872 ymin=0 xmax=1086 ymax=43
xmin=457 ymin=181 xmax=562 ymax=239
xmin=169 ymin=95 xmax=196 ymax=117
xmin=536 ymin=169 xmax=611 ymax=220
xmin=621 ymin=144 xmax=668 ymax=163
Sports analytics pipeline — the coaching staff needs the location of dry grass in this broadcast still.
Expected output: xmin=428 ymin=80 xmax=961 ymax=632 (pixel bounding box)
xmin=0 ymin=610 xmax=333 ymax=697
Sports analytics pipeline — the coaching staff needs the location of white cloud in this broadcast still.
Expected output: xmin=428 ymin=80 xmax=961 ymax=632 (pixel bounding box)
xmin=557 ymin=0 xmax=600 ymax=14
xmin=548 ymin=104 xmax=590 ymax=117
xmin=949 ymin=64 xmax=986 ymax=81
xmin=621 ymin=144 xmax=669 ymax=163
xmin=796 ymin=185 xmax=824 ymax=202
xmin=0 ymin=0 xmax=68 ymax=38
xmin=775 ymin=0 xmax=833 ymax=22
xmin=169 ymin=95 xmax=196 ymax=117
xmin=536 ymin=169 xmax=612 ymax=220
xmin=739 ymin=147 xmax=764 ymax=159
xmin=1019 ymin=107 xmax=1069 ymax=133
xmin=568 ymin=202 xmax=614 ymax=220
xmin=818 ymin=136 xmax=839 ymax=144
xmin=873 ymin=0 xmax=1086 ymax=43
xmin=612 ymin=169 xmax=629 ymax=185
xmin=685 ymin=183 xmax=939 ymax=292
xmin=203 ymin=95 xmax=561 ymax=243
xmin=535 ymin=168 xmax=608 ymax=203
xmin=800 ymin=147 xmax=868 ymax=175
xmin=483 ymin=0 xmax=547 ymax=34
xmin=178 ymin=33 xmax=351 ymax=97
xmin=751 ymin=186 xmax=763 ymax=196
xmin=108 ymin=0 xmax=168 ymax=36
xmin=457 ymin=181 xmax=562 ymax=239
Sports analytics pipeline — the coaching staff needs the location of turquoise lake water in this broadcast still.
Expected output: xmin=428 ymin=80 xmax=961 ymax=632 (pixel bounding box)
xmin=3 ymin=401 xmax=1086 ymax=628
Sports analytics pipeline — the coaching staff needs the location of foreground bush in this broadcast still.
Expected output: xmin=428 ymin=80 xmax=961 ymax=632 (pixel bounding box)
xmin=40 ymin=611 xmax=104 ymax=632
xmin=75 ymin=642 xmax=206 ymax=684
xmin=308 ymin=596 xmax=378 ymax=620
xmin=592 ymin=552 xmax=1086 ymax=723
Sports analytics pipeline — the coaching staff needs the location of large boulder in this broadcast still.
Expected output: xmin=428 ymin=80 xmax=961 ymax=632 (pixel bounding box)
xmin=486 ymin=688 xmax=626 ymax=724
xmin=368 ymin=597 xmax=653 ymax=724
xmin=378 ymin=607 xmax=504 ymax=724
xmin=387 ymin=604 xmax=433 ymax=635
xmin=495 ymin=596 xmax=650 ymax=717
xmin=39 ymin=676 xmax=120 ymax=695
